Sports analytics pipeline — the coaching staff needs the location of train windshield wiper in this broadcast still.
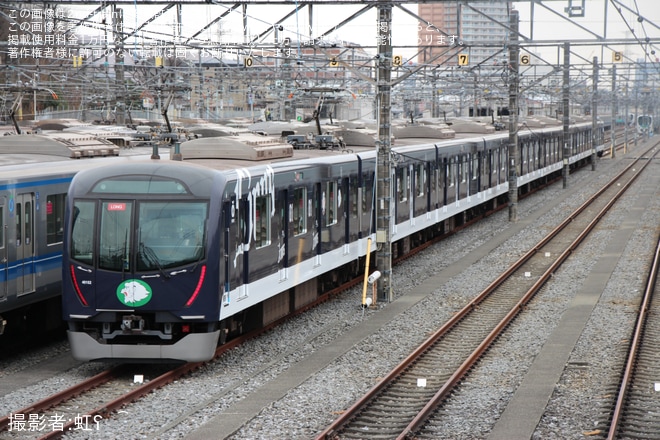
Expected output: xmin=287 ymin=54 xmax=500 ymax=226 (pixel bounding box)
xmin=139 ymin=242 xmax=169 ymax=279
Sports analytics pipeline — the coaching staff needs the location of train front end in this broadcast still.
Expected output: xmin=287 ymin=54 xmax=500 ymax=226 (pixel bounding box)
xmin=62 ymin=162 xmax=222 ymax=362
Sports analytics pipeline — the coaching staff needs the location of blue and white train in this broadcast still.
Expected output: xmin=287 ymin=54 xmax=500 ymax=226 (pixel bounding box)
xmin=61 ymin=120 xmax=604 ymax=362
xmin=0 ymin=132 xmax=129 ymax=341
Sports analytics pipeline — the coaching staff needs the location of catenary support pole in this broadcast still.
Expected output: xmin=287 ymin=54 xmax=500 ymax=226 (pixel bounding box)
xmin=508 ymin=10 xmax=519 ymax=222
xmin=611 ymin=64 xmax=616 ymax=158
xmin=376 ymin=1 xmax=393 ymax=303
xmin=591 ymin=56 xmax=598 ymax=170
xmin=562 ymin=42 xmax=570 ymax=188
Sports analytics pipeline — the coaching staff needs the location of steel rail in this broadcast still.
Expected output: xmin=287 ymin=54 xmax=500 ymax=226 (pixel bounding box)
xmin=317 ymin=143 xmax=656 ymax=440
xmin=607 ymin=218 xmax=660 ymax=439
xmin=400 ymin=146 xmax=658 ymax=440
xmin=0 ymin=366 xmax=125 ymax=432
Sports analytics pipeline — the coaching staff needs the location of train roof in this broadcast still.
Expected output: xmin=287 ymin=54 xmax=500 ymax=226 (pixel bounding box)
xmin=0 ymin=142 xmax=158 ymax=182
xmin=20 ymin=117 xmax=604 ymax=192
xmin=0 ymin=132 xmax=120 ymax=158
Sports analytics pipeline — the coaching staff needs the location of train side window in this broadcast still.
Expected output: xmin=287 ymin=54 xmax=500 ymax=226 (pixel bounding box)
xmin=460 ymin=157 xmax=466 ymax=183
xmin=415 ymin=164 xmax=425 ymax=197
xmin=396 ymin=167 xmax=408 ymax=202
xmin=292 ymin=187 xmax=307 ymax=236
xmin=24 ymin=200 xmax=32 ymax=247
xmin=324 ymin=181 xmax=337 ymax=227
xmin=448 ymin=158 xmax=455 ymax=187
xmin=472 ymin=154 xmax=478 ymax=180
xmin=46 ymin=193 xmax=66 ymax=245
xmin=362 ymin=175 xmax=373 ymax=213
xmin=255 ymin=195 xmax=271 ymax=248
xmin=0 ymin=205 xmax=3 ymax=249
xmin=350 ymin=179 xmax=358 ymax=219
xmin=71 ymin=200 xmax=95 ymax=265
xmin=15 ymin=203 xmax=22 ymax=246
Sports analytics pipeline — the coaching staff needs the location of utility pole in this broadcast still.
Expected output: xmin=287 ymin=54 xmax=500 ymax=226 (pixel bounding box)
xmin=376 ymin=1 xmax=393 ymax=303
xmin=508 ymin=9 xmax=519 ymax=222
xmin=562 ymin=42 xmax=570 ymax=188
xmin=591 ymin=56 xmax=598 ymax=170
xmin=624 ymin=76 xmax=629 ymax=154
xmin=634 ymin=84 xmax=638 ymax=147
xmin=611 ymin=64 xmax=616 ymax=158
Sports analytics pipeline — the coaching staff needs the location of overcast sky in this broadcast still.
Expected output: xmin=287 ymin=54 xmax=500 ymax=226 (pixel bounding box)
xmin=62 ymin=0 xmax=659 ymax=65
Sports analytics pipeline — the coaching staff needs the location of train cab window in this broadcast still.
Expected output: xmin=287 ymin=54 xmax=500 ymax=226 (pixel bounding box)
xmin=255 ymin=195 xmax=271 ymax=248
xmin=292 ymin=188 xmax=307 ymax=236
xmin=46 ymin=193 xmax=66 ymax=245
xmin=324 ymin=181 xmax=338 ymax=227
xmin=100 ymin=201 xmax=133 ymax=271
xmin=137 ymin=201 xmax=207 ymax=270
xmin=71 ymin=200 xmax=96 ymax=265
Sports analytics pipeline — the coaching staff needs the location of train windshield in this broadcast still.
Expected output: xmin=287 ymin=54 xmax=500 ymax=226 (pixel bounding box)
xmin=70 ymin=200 xmax=207 ymax=271
xmin=637 ymin=115 xmax=652 ymax=127
xmin=136 ymin=201 xmax=207 ymax=270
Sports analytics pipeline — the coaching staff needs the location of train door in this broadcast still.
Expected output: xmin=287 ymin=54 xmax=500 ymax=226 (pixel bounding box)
xmin=358 ymin=166 xmax=375 ymax=239
xmin=222 ymin=196 xmax=248 ymax=300
xmin=457 ymin=155 xmax=467 ymax=202
xmin=15 ymin=194 xmax=35 ymax=295
xmin=1 ymin=196 xmax=6 ymax=302
xmin=314 ymin=182 xmax=322 ymax=255
xmin=222 ymin=199 xmax=233 ymax=300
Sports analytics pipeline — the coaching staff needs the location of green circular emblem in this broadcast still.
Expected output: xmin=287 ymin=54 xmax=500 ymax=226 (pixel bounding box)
xmin=117 ymin=279 xmax=153 ymax=307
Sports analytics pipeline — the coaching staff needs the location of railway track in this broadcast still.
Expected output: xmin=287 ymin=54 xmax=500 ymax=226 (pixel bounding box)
xmin=316 ymin=144 xmax=658 ymax=440
xmin=0 ymin=363 xmax=194 ymax=439
xmin=0 ymin=267 xmax=361 ymax=439
xmin=606 ymin=232 xmax=660 ymax=439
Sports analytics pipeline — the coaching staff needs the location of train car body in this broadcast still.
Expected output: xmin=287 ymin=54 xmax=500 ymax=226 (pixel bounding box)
xmin=62 ymin=120 xmax=604 ymax=362
xmin=0 ymin=133 xmax=151 ymax=339
xmin=636 ymin=115 xmax=654 ymax=136
xmin=0 ymin=164 xmax=73 ymax=336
